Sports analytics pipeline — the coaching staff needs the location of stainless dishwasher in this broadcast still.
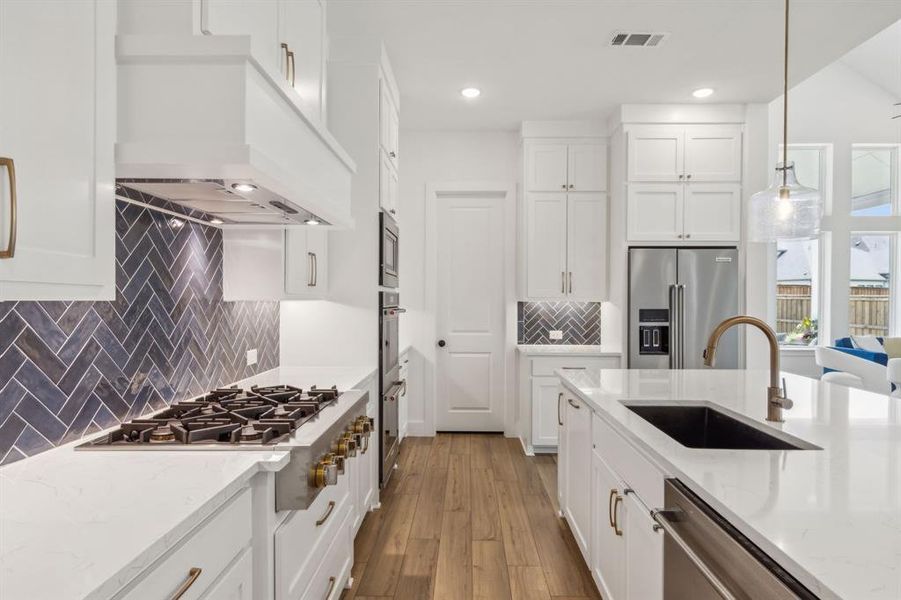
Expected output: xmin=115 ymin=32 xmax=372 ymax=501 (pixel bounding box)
xmin=652 ymin=479 xmax=819 ymax=600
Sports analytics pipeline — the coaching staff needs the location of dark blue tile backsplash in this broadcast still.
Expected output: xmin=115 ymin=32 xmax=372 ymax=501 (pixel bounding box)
xmin=518 ymin=301 xmax=601 ymax=345
xmin=0 ymin=201 xmax=279 ymax=465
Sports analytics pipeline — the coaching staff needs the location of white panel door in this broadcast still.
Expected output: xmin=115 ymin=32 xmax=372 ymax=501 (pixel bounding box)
xmin=627 ymin=184 xmax=682 ymax=242
xmin=284 ymin=228 xmax=327 ymax=298
xmin=436 ymin=193 xmax=506 ymax=431
xmin=526 ymin=193 xmax=567 ymax=298
xmin=202 ymin=548 xmax=254 ymax=600
xmin=201 ymin=0 xmax=281 ymax=77
xmin=591 ymin=453 xmax=626 ymax=600
xmin=682 ymin=183 xmax=741 ymax=241
xmin=531 ymin=377 xmax=561 ymax=447
xmin=281 ymin=0 xmax=324 ymax=120
xmin=624 ymin=492 xmax=663 ymax=600
xmin=0 ymin=0 xmax=116 ymax=300
xmin=526 ymin=143 xmax=568 ymax=191
xmin=567 ymin=193 xmax=607 ymax=300
xmin=627 ymin=126 xmax=684 ymax=182
xmin=563 ymin=394 xmax=591 ymax=560
xmin=568 ymin=143 xmax=607 ymax=192
xmin=684 ymin=125 xmax=742 ymax=182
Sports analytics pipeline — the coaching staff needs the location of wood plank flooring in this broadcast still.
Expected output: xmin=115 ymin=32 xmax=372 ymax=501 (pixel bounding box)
xmin=342 ymin=434 xmax=601 ymax=600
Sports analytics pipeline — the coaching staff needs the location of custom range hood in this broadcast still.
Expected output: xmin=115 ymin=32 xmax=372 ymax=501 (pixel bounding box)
xmin=116 ymin=34 xmax=356 ymax=228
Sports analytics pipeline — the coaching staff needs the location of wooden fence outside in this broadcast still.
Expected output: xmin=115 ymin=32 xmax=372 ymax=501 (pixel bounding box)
xmin=776 ymin=284 xmax=890 ymax=337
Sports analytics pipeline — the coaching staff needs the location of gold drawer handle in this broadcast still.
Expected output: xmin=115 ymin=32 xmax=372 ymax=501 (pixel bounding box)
xmin=287 ymin=50 xmax=296 ymax=87
xmin=0 ymin=157 xmax=16 ymax=259
xmin=170 ymin=567 xmax=202 ymax=600
xmin=316 ymin=500 xmax=336 ymax=526
xmin=325 ymin=576 xmax=337 ymax=599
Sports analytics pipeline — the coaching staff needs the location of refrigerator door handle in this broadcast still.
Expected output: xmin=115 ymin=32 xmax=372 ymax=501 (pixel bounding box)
xmin=678 ymin=284 xmax=686 ymax=369
xmin=668 ymin=284 xmax=678 ymax=369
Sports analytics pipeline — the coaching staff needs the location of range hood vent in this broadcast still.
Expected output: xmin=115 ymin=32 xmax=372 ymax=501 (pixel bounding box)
xmin=610 ymin=32 xmax=669 ymax=47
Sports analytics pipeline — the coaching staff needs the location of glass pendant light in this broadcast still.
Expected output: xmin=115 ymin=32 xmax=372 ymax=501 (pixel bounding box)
xmin=749 ymin=0 xmax=822 ymax=242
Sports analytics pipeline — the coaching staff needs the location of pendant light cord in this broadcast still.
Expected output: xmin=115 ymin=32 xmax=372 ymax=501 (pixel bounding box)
xmin=783 ymin=0 xmax=789 ymax=189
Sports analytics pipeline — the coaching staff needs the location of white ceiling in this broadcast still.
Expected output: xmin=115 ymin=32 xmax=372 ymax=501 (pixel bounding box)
xmin=327 ymin=0 xmax=901 ymax=130
xmin=840 ymin=18 xmax=901 ymax=100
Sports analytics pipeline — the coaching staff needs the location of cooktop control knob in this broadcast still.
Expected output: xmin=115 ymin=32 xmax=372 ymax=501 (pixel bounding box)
xmin=312 ymin=456 xmax=339 ymax=488
xmin=326 ymin=452 xmax=345 ymax=475
xmin=336 ymin=434 xmax=357 ymax=458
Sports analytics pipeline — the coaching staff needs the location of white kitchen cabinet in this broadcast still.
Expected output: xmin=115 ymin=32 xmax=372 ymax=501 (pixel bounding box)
xmin=379 ymin=151 xmax=399 ymax=219
xmin=380 ymin=81 xmax=400 ymax=169
xmin=531 ymin=377 xmax=562 ymax=447
xmin=562 ymin=393 xmax=592 ymax=561
xmin=526 ymin=194 xmax=568 ymax=298
xmin=567 ymin=193 xmax=607 ymax=299
xmin=0 ymin=0 xmax=116 ymax=300
xmin=525 ymin=193 xmax=607 ymax=300
xmin=202 ymin=547 xmax=254 ymax=600
xmin=280 ymin=0 xmax=326 ymax=121
xmin=623 ymin=492 xmax=663 ymax=600
xmin=285 ymin=227 xmax=328 ymax=298
xmin=399 ymin=351 xmax=410 ymax=442
xmin=591 ymin=452 xmax=627 ymax=600
xmin=569 ymin=143 xmax=608 ymax=192
xmin=627 ymin=183 xmax=739 ymax=243
xmin=526 ymin=142 xmax=606 ymax=192
xmin=628 ymin=125 xmax=741 ymax=183
xmin=201 ymin=0 xmax=281 ymax=76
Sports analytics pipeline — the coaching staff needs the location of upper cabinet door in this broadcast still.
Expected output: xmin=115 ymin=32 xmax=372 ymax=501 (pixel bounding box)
xmin=380 ymin=82 xmax=400 ymax=167
xmin=567 ymin=143 xmax=607 ymax=192
xmin=567 ymin=193 xmax=607 ymax=300
xmin=526 ymin=193 xmax=568 ymax=298
xmin=526 ymin=143 xmax=568 ymax=192
xmin=284 ymin=227 xmax=328 ymax=298
xmin=627 ymin=183 xmax=683 ymax=242
xmin=682 ymin=183 xmax=741 ymax=242
xmin=0 ymin=0 xmax=116 ymax=300
xmin=684 ymin=125 xmax=742 ymax=182
xmin=627 ymin=126 xmax=684 ymax=182
xmin=201 ymin=0 xmax=281 ymax=77
xmin=281 ymin=0 xmax=325 ymax=121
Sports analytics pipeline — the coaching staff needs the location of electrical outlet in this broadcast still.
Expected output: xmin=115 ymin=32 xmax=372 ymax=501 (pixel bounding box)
xmin=246 ymin=349 xmax=258 ymax=366
xmin=549 ymin=330 xmax=563 ymax=340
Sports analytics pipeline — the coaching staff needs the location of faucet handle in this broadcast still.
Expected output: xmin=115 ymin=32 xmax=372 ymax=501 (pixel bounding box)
xmin=782 ymin=377 xmax=787 ymax=397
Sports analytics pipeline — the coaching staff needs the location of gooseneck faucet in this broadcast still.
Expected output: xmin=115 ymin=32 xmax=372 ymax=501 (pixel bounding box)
xmin=702 ymin=315 xmax=793 ymax=422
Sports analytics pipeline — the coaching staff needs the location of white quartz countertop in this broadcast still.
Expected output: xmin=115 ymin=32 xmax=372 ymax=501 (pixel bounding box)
xmin=516 ymin=344 xmax=622 ymax=356
xmin=557 ymin=368 xmax=901 ymax=600
xmin=0 ymin=364 xmax=376 ymax=600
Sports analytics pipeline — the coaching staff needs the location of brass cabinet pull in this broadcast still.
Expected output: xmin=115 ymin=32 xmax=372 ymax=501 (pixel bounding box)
xmin=311 ymin=252 xmax=318 ymax=287
xmin=567 ymin=398 xmax=580 ymax=409
xmin=308 ymin=252 xmax=315 ymax=287
xmin=608 ymin=488 xmax=617 ymax=528
xmin=557 ymin=392 xmax=563 ymax=426
xmin=613 ymin=494 xmax=623 ymax=536
xmin=170 ymin=567 xmax=202 ymax=600
xmin=281 ymin=43 xmax=290 ymax=81
xmin=316 ymin=500 xmax=336 ymax=526
xmin=0 ymin=157 xmax=16 ymax=259
xmin=287 ymin=50 xmax=296 ymax=87
xmin=324 ymin=576 xmax=337 ymax=599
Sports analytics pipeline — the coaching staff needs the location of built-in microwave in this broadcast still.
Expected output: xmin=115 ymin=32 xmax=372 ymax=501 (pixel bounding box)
xmin=380 ymin=210 xmax=399 ymax=288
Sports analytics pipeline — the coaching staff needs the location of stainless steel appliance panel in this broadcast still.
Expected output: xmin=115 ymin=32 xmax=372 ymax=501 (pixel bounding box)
xmin=678 ymin=248 xmax=740 ymax=369
xmin=380 ymin=211 xmax=399 ymax=288
xmin=378 ymin=291 xmax=404 ymax=486
xmin=629 ymin=248 xmax=677 ymax=369
xmin=380 ymin=372 xmax=402 ymax=487
xmin=656 ymin=479 xmax=815 ymax=600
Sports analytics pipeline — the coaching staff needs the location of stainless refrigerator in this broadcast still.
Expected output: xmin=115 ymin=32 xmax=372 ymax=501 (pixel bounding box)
xmin=629 ymin=248 xmax=740 ymax=369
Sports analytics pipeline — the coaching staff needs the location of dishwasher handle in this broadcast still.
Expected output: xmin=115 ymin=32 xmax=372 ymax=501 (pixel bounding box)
xmin=651 ymin=509 xmax=737 ymax=600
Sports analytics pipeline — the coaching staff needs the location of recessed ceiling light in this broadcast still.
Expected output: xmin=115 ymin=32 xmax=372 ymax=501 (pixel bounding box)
xmin=692 ymin=87 xmax=715 ymax=99
xmin=304 ymin=218 xmax=321 ymax=226
xmin=168 ymin=218 xmax=185 ymax=229
xmin=460 ymin=87 xmax=481 ymax=99
xmin=231 ymin=183 xmax=257 ymax=193
xmin=209 ymin=218 xmax=224 ymax=225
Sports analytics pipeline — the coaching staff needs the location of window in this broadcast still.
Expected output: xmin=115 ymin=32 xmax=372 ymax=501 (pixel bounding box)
xmin=776 ymin=238 xmax=819 ymax=345
xmin=851 ymin=147 xmax=897 ymax=216
xmin=848 ymin=234 xmax=892 ymax=337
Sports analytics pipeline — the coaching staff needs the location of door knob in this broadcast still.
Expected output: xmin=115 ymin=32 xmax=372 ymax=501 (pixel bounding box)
xmin=437 ymin=340 xmax=446 ymax=348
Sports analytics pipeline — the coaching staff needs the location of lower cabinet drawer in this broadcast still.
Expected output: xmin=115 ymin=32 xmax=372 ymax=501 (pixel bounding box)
xmin=301 ymin=506 xmax=353 ymax=600
xmin=592 ymin=412 xmax=664 ymax=508
xmin=116 ymin=487 xmax=252 ymax=600
xmin=275 ymin=473 xmax=351 ymax=600
xmin=531 ymin=356 xmax=620 ymax=376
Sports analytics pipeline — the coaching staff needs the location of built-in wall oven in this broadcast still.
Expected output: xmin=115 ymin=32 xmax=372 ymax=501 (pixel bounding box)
xmin=379 ymin=291 xmax=404 ymax=486
xmin=380 ymin=211 xmax=399 ymax=288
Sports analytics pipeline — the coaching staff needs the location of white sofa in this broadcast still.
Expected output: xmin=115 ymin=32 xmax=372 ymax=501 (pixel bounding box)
xmin=815 ymin=346 xmax=892 ymax=395
xmin=888 ymin=358 xmax=901 ymax=398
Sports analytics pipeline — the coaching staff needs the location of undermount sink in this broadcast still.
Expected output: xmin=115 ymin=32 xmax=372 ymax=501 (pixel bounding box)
xmin=622 ymin=403 xmax=819 ymax=450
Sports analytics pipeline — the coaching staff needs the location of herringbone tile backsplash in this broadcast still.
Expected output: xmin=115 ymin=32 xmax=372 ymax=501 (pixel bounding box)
xmin=518 ymin=301 xmax=601 ymax=345
xmin=0 ymin=201 xmax=279 ymax=465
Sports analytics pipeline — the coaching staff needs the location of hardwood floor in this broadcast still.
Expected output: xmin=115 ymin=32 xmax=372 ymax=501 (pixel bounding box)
xmin=342 ymin=434 xmax=601 ymax=600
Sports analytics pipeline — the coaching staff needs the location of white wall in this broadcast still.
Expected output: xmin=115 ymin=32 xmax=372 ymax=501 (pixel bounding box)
xmin=399 ymin=130 xmax=519 ymax=435
xmin=760 ymin=59 xmax=901 ymax=376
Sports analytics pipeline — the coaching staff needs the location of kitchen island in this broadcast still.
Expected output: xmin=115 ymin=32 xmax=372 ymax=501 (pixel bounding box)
xmin=557 ymin=368 xmax=901 ymax=600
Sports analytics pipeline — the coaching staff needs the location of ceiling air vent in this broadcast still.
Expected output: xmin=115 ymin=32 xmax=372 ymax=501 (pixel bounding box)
xmin=610 ymin=32 xmax=669 ymax=48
